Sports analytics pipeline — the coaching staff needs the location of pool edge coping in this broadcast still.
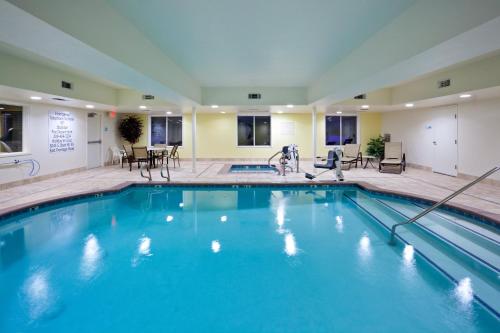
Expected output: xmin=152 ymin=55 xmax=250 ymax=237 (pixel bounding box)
xmin=0 ymin=180 xmax=499 ymax=227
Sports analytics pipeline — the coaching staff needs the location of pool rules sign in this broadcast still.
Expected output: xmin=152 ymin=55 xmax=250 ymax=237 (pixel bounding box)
xmin=49 ymin=111 xmax=75 ymax=153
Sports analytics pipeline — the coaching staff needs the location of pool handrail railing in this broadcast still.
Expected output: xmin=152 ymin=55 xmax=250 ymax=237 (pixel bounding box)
xmin=388 ymin=166 xmax=500 ymax=245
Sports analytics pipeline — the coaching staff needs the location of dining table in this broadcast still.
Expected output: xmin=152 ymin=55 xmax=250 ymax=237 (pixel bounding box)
xmin=147 ymin=146 xmax=168 ymax=168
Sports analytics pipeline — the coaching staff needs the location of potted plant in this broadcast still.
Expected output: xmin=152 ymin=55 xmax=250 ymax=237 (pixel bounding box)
xmin=366 ymin=135 xmax=385 ymax=159
xmin=118 ymin=115 xmax=143 ymax=145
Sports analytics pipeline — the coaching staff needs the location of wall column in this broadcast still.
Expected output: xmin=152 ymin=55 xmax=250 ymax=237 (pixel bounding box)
xmin=191 ymin=106 xmax=197 ymax=173
xmin=312 ymin=106 xmax=317 ymax=159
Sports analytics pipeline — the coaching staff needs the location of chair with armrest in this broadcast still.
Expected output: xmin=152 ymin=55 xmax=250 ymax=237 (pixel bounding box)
xmin=169 ymin=144 xmax=180 ymax=168
xmin=341 ymin=144 xmax=362 ymax=170
xmin=123 ymin=144 xmax=136 ymax=171
xmin=379 ymin=142 xmax=406 ymax=174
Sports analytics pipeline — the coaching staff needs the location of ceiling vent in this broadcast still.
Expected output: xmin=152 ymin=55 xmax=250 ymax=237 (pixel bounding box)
xmin=248 ymin=93 xmax=261 ymax=100
xmin=354 ymin=94 xmax=366 ymax=100
xmin=61 ymin=81 xmax=73 ymax=90
xmin=142 ymin=94 xmax=155 ymax=100
xmin=437 ymin=79 xmax=451 ymax=89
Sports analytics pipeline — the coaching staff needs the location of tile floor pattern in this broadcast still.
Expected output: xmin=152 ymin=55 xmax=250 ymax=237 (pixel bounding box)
xmin=1 ymin=161 xmax=499 ymax=217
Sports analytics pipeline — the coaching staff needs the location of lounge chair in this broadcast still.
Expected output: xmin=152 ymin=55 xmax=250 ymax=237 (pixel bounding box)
xmin=341 ymin=144 xmax=362 ymax=170
xmin=169 ymin=144 xmax=180 ymax=168
xmin=379 ymin=142 xmax=406 ymax=174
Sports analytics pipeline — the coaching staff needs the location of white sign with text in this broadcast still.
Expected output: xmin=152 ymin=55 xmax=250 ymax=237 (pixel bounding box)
xmin=49 ymin=111 xmax=75 ymax=153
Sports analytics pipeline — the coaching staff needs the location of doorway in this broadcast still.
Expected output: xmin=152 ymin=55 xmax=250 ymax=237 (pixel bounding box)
xmin=87 ymin=112 xmax=102 ymax=169
xmin=432 ymin=105 xmax=458 ymax=176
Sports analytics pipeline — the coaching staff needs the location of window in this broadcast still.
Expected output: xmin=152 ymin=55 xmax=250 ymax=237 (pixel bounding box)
xmin=167 ymin=117 xmax=182 ymax=145
xmin=325 ymin=115 xmax=357 ymax=145
xmin=150 ymin=116 xmax=182 ymax=146
xmin=0 ymin=104 xmax=23 ymax=153
xmin=237 ymin=115 xmax=271 ymax=146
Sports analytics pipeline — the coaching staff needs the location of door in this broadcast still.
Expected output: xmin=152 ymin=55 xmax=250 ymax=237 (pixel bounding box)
xmin=432 ymin=105 xmax=458 ymax=176
xmin=87 ymin=112 xmax=102 ymax=169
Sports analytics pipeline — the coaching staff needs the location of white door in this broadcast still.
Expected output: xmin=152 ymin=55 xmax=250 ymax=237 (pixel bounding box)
xmin=432 ymin=105 xmax=458 ymax=176
xmin=87 ymin=113 xmax=102 ymax=169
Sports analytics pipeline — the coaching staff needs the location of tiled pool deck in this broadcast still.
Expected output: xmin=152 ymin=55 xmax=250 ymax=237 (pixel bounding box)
xmin=1 ymin=161 xmax=499 ymax=223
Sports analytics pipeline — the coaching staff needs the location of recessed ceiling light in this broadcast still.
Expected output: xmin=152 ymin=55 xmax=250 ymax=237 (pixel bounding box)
xmin=286 ymin=104 xmax=294 ymax=108
xmin=405 ymin=103 xmax=414 ymax=108
xmin=30 ymin=96 xmax=42 ymax=100
xmin=0 ymin=107 xmax=4 ymax=110
xmin=336 ymin=111 xmax=342 ymax=114
xmin=85 ymin=104 xmax=95 ymax=109
xmin=139 ymin=105 xmax=147 ymax=109
xmin=166 ymin=111 xmax=172 ymax=115
xmin=211 ymin=105 xmax=219 ymax=109
xmin=459 ymin=94 xmax=472 ymax=98
xmin=361 ymin=105 xmax=370 ymax=110
xmin=220 ymin=111 xmax=226 ymax=114
xmin=277 ymin=110 xmax=283 ymax=114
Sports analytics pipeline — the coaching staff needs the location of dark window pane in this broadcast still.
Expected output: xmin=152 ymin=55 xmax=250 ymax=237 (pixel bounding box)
xmin=168 ymin=117 xmax=182 ymax=145
xmin=255 ymin=116 xmax=271 ymax=146
xmin=237 ymin=116 xmax=254 ymax=146
xmin=151 ymin=117 xmax=166 ymax=145
xmin=0 ymin=105 xmax=23 ymax=153
xmin=341 ymin=116 xmax=357 ymax=144
xmin=325 ymin=116 xmax=340 ymax=145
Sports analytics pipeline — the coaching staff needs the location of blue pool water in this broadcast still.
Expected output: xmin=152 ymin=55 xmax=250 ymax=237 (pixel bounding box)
xmin=0 ymin=186 xmax=498 ymax=332
xmin=229 ymin=164 xmax=279 ymax=173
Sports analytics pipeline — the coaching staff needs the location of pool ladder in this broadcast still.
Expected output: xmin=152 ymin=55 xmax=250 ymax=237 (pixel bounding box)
xmin=389 ymin=166 xmax=500 ymax=245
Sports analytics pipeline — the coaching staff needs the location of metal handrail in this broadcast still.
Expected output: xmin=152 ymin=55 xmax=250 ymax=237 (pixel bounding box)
xmin=388 ymin=166 xmax=500 ymax=245
xmin=267 ymin=150 xmax=281 ymax=166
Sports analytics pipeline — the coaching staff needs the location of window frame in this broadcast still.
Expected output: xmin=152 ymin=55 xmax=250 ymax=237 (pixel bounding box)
xmin=148 ymin=115 xmax=183 ymax=147
xmin=324 ymin=113 xmax=360 ymax=147
xmin=0 ymin=100 xmax=29 ymax=157
xmin=236 ymin=114 xmax=272 ymax=147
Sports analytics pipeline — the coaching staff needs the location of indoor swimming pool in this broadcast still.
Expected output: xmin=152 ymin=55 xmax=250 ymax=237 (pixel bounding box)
xmin=0 ymin=185 xmax=498 ymax=332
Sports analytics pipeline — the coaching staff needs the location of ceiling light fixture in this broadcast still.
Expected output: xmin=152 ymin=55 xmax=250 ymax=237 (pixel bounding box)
xmin=166 ymin=111 xmax=172 ymax=115
xmin=211 ymin=105 xmax=219 ymax=109
xmin=336 ymin=111 xmax=342 ymax=114
xmin=139 ymin=105 xmax=147 ymax=109
xmin=30 ymin=96 xmax=42 ymax=100
xmin=405 ymin=103 xmax=414 ymax=108
xmin=459 ymin=94 xmax=472 ymax=98
xmin=277 ymin=110 xmax=283 ymax=114
xmin=361 ymin=105 xmax=370 ymax=110
xmin=286 ymin=104 xmax=294 ymax=108
xmin=220 ymin=111 xmax=226 ymax=114
xmin=85 ymin=104 xmax=95 ymax=109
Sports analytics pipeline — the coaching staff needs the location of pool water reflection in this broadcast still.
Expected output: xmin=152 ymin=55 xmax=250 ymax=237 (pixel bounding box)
xmin=0 ymin=186 xmax=498 ymax=332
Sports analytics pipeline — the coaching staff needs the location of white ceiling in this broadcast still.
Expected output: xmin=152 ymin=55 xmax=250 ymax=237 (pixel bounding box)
xmin=106 ymin=0 xmax=415 ymax=87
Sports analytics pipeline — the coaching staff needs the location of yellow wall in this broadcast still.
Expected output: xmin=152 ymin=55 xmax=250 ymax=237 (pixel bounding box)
xmin=196 ymin=113 xmax=312 ymax=159
xmin=359 ymin=112 xmax=382 ymax=153
xmin=117 ymin=111 xmax=381 ymax=160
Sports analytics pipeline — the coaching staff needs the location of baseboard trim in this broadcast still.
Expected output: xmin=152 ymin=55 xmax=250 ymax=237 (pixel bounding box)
xmin=0 ymin=167 xmax=87 ymax=190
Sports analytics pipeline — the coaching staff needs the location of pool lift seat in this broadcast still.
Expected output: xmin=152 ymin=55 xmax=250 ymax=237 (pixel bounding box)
xmin=305 ymin=149 xmax=344 ymax=181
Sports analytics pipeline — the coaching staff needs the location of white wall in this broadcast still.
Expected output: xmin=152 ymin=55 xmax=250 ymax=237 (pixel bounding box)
xmin=381 ymin=97 xmax=500 ymax=180
xmin=0 ymin=102 xmax=119 ymax=185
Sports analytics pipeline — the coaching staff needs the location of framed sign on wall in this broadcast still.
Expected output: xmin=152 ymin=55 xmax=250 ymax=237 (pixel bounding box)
xmin=48 ymin=111 xmax=75 ymax=153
